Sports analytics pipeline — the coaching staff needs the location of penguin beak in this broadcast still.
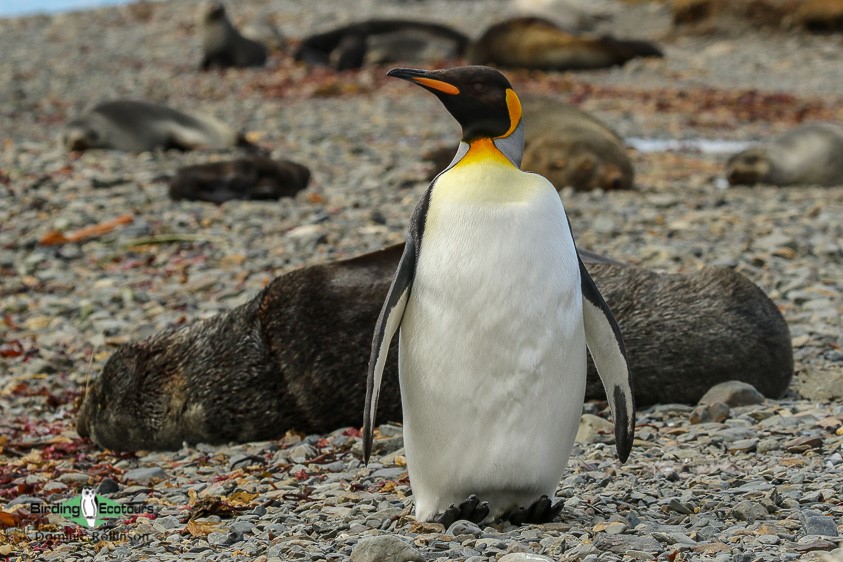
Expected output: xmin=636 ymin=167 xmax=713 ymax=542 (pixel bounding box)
xmin=387 ymin=68 xmax=460 ymax=95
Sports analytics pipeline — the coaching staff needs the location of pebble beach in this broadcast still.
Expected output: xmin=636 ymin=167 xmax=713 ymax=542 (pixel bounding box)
xmin=1 ymin=0 xmax=842 ymax=560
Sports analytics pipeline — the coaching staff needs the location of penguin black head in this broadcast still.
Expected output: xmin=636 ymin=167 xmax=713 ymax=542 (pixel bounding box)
xmin=387 ymin=65 xmax=522 ymax=143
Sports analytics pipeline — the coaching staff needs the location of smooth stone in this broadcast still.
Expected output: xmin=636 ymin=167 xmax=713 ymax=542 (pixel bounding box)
xmin=593 ymin=534 xmax=663 ymax=554
xmin=371 ymin=468 xmax=406 ymax=479
xmin=42 ymin=482 xmax=68 ymax=493
xmin=795 ymin=368 xmax=843 ymax=401
xmin=699 ymin=381 xmax=765 ymax=406
xmin=728 ymin=438 xmax=758 ymax=453
xmin=576 ymin=413 xmax=614 ymax=443
xmin=155 ymin=515 xmax=182 ymax=530
xmin=499 ymin=554 xmax=556 ymax=562
xmin=350 ymin=535 xmax=425 ymax=562
xmin=6 ymin=495 xmax=43 ymax=508
xmin=123 ymin=467 xmax=167 ymax=484
xmin=756 ymin=438 xmax=780 ymax=453
xmin=446 ymin=520 xmax=483 ymax=537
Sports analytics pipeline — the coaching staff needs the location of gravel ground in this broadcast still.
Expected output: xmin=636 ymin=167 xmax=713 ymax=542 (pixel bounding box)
xmin=1 ymin=0 xmax=842 ymax=560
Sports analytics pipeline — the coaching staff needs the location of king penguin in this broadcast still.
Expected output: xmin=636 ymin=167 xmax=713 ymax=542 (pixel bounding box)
xmin=364 ymin=65 xmax=635 ymax=526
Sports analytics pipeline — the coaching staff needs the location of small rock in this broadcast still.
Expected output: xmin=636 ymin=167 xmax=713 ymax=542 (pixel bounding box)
xmin=576 ymin=413 xmax=614 ymax=443
xmin=499 ymin=554 xmax=556 ymax=562
xmin=690 ymin=402 xmax=730 ymax=424
xmin=593 ymin=534 xmax=662 ymax=554
xmin=785 ymin=436 xmax=823 ymax=453
xmin=123 ymin=467 xmax=167 ymax=484
xmin=667 ymin=498 xmax=693 ymax=515
xmin=605 ymin=521 xmax=628 ymax=535
xmin=756 ymin=438 xmax=779 ymax=453
xmin=727 ymin=438 xmax=758 ymax=453
xmin=699 ymin=381 xmax=764 ymax=407
xmin=42 ymin=482 xmax=68 ymax=493
xmin=731 ymin=500 xmax=768 ymax=522
xmin=97 ymin=478 xmax=120 ymax=495
xmin=350 ymin=535 xmax=425 ymax=562
xmin=445 ymin=520 xmax=483 ymax=537
xmin=801 ymin=510 xmax=839 ymax=537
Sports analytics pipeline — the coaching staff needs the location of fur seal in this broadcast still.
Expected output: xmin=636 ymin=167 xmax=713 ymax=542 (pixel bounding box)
xmin=672 ymin=0 xmax=843 ymax=34
xmin=521 ymin=95 xmax=634 ymax=191
xmin=726 ymin=123 xmax=843 ymax=187
xmin=62 ymin=100 xmax=254 ymax=153
xmin=77 ymin=244 xmax=793 ymax=452
xmin=199 ymin=0 xmax=268 ymax=70
xmin=424 ymin=96 xmax=633 ymax=191
xmin=294 ymin=20 xmax=470 ymax=71
xmin=467 ymin=17 xmax=663 ymax=72
xmin=168 ymin=156 xmax=310 ymax=204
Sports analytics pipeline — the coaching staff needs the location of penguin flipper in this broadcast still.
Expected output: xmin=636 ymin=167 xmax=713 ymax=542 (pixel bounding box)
xmin=579 ymin=256 xmax=635 ymax=462
xmin=363 ymin=237 xmax=416 ymax=463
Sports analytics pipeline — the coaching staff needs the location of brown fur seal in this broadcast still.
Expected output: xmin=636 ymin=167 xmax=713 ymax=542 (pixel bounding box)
xmin=467 ymin=17 xmax=663 ymax=71
xmin=199 ymin=0 xmax=268 ymax=70
xmin=672 ymin=0 xmax=843 ymax=34
xmin=294 ymin=19 xmax=470 ymax=71
xmin=168 ymin=156 xmax=310 ymax=204
xmin=726 ymin=123 xmax=843 ymax=187
xmin=62 ymin=100 xmax=254 ymax=153
xmin=424 ymin=97 xmax=633 ymax=191
xmin=77 ymin=245 xmax=792 ymax=451
xmin=521 ymin=96 xmax=634 ymax=191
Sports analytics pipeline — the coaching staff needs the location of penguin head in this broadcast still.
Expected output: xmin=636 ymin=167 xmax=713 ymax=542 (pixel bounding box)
xmin=387 ymin=66 xmax=522 ymax=143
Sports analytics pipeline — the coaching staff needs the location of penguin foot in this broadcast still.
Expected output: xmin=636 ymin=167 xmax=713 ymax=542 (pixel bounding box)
xmin=433 ymin=495 xmax=490 ymax=529
xmin=502 ymin=495 xmax=563 ymax=525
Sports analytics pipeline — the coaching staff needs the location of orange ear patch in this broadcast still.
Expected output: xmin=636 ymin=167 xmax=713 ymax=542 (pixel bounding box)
xmin=412 ymin=77 xmax=460 ymax=95
xmin=500 ymin=89 xmax=522 ymax=138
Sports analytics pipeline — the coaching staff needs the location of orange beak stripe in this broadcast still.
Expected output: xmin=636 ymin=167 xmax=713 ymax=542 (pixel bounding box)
xmin=412 ymin=77 xmax=460 ymax=95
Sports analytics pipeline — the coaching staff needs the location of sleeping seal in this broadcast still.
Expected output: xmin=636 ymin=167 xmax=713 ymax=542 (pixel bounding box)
xmin=726 ymin=123 xmax=843 ymax=187
xmin=521 ymin=95 xmax=634 ymax=191
xmin=77 ymin=245 xmax=792 ymax=451
xmin=62 ymin=100 xmax=254 ymax=152
xmin=169 ymin=156 xmax=311 ymax=204
xmin=468 ymin=17 xmax=663 ymax=71
xmin=295 ymin=19 xmax=470 ymax=71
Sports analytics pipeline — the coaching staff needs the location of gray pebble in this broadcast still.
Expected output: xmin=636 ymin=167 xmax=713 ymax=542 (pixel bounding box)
xmin=800 ymin=510 xmax=839 ymax=537
xmin=446 ymin=520 xmax=483 ymax=537
xmin=350 ymin=535 xmax=425 ymax=562
xmin=123 ymin=467 xmax=167 ymax=484
xmin=731 ymin=500 xmax=769 ymax=522
xmin=699 ymin=381 xmax=765 ymax=406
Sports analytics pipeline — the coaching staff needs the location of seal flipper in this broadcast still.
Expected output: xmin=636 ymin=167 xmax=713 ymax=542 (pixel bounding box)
xmin=579 ymin=256 xmax=635 ymax=462
xmin=363 ymin=237 xmax=416 ymax=464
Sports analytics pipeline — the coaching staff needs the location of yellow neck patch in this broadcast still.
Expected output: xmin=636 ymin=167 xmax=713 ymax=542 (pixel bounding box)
xmin=454 ymin=138 xmax=515 ymax=169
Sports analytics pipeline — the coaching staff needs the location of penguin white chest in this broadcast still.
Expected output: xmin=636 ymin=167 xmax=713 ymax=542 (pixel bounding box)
xmin=398 ymin=161 xmax=587 ymax=521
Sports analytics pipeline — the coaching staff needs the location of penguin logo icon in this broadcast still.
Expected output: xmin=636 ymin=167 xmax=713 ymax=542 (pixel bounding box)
xmin=80 ymin=487 xmax=99 ymax=528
